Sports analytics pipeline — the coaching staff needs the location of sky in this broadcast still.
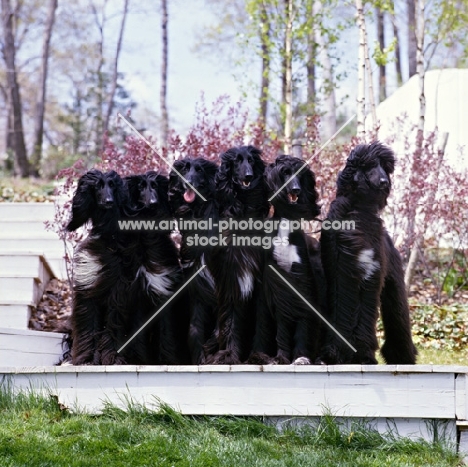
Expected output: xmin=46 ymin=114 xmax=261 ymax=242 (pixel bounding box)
xmin=118 ymin=0 xmax=259 ymax=135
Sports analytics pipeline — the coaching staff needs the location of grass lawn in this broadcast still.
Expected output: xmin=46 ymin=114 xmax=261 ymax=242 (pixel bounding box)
xmin=0 ymin=389 xmax=461 ymax=467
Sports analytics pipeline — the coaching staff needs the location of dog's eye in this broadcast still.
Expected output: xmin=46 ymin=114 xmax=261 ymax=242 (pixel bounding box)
xmin=195 ymin=166 xmax=202 ymax=172
xmin=150 ymin=181 xmax=157 ymax=189
xmin=108 ymin=181 xmax=114 ymax=188
xmin=282 ymin=168 xmax=291 ymax=176
xmin=236 ymin=154 xmax=243 ymax=163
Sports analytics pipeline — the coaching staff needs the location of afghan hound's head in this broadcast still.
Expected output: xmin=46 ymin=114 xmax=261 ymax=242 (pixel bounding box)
xmin=124 ymin=171 xmax=170 ymax=219
xmin=66 ymin=169 xmax=125 ymax=232
xmin=216 ymin=145 xmax=269 ymax=217
xmin=168 ymin=157 xmax=218 ymax=217
xmin=265 ymin=155 xmax=320 ymax=220
xmin=337 ymin=142 xmax=395 ymax=210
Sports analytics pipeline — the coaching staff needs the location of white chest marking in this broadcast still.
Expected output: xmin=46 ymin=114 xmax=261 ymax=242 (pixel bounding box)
xmin=74 ymin=250 xmax=101 ymax=289
xmin=238 ymin=272 xmax=254 ymax=299
xmin=273 ymin=219 xmax=301 ymax=273
xmin=358 ymin=248 xmax=380 ymax=280
xmin=138 ymin=266 xmax=174 ymax=296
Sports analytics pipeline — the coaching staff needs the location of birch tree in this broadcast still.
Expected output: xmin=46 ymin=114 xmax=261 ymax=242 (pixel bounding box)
xmin=103 ymin=0 xmax=129 ymax=143
xmin=404 ymin=0 xmax=425 ymax=289
xmin=160 ymin=0 xmax=169 ymax=148
xmin=283 ymin=0 xmax=293 ymax=154
xmin=355 ymin=0 xmax=366 ymax=138
xmin=313 ymin=0 xmax=336 ymax=140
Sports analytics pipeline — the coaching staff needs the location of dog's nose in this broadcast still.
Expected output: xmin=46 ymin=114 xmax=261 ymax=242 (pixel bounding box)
xmin=379 ymin=177 xmax=389 ymax=188
xmin=290 ymin=187 xmax=301 ymax=196
xmin=104 ymin=197 xmax=113 ymax=205
xmin=244 ymin=174 xmax=253 ymax=182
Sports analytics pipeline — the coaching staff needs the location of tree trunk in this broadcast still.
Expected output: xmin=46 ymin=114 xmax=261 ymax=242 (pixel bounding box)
xmin=407 ymin=0 xmax=417 ymax=78
xmin=377 ymin=7 xmax=386 ymax=101
xmin=31 ymin=0 xmax=58 ymax=177
xmin=259 ymin=3 xmax=270 ymax=122
xmin=364 ymin=19 xmax=377 ymax=128
xmin=355 ymin=0 xmax=366 ymax=139
xmin=306 ymin=30 xmax=316 ymax=112
xmin=390 ymin=1 xmax=403 ymax=86
xmin=91 ymin=1 xmax=107 ymax=156
xmin=1 ymin=0 xmax=29 ymax=177
xmin=283 ymin=0 xmax=293 ymax=154
xmin=415 ymin=0 xmax=425 ymax=140
xmin=313 ymin=0 xmax=336 ymax=140
xmin=160 ymin=0 xmax=169 ymax=149
xmin=103 ymin=0 xmax=129 ymax=147
xmin=404 ymin=0 xmax=426 ymax=291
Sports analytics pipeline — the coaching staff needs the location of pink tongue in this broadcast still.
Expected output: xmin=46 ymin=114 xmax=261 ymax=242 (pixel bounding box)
xmin=183 ymin=189 xmax=196 ymax=203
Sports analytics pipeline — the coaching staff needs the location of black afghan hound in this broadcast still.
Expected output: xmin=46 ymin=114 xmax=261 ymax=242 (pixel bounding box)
xmin=320 ymin=142 xmax=417 ymax=364
xmin=121 ymin=170 xmax=188 ymax=365
xmin=206 ymin=145 xmax=270 ymax=364
xmin=66 ymin=169 xmax=127 ymax=365
xmin=248 ymin=155 xmax=327 ymax=365
xmin=168 ymin=157 xmax=219 ymax=364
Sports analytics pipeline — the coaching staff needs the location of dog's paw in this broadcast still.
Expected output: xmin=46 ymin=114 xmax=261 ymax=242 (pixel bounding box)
xmin=246 ymin=352 xmax=273 ymax=365
xmin=293 ymin=356 xmax=311 ymax=365
xmin=211 ymin=350 xmax=240 ymax=365
xmin=272 ymin=354 xmax=291 ymax=365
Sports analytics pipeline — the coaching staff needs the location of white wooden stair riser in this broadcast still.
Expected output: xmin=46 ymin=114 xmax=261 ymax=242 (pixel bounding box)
xmin=0 ymin=277 xmax=43 ymax=303
xmin=0 ymin=304 xmax=33 ymax=328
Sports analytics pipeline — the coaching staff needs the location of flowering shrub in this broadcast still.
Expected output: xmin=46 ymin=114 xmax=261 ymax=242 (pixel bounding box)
xmin=46 ymin=96 xmax=468 ymax=307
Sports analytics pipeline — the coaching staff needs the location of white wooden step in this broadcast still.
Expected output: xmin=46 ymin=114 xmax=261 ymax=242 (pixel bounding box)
xmin=0 ymin=221 xmax=59 ymax=238
xmin=0 ymin=276 xmax=42 ymax=304
xmin=0 ymin=250 xmax=65 ymax=282
xmin=0 ymin=202 xmax=55 ymax=220
xmin=0 ymin=327 xmax=63 ymax=366
xmin=0 ymin=238 xmax=64 ymax=256
xmin=0 ymin=304 xmax=33 ymax=328
xmin=0 ymin=253 xmax=53 ymax=281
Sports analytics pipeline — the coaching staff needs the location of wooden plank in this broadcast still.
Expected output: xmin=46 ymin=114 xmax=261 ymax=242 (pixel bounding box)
xmin=0 ymin=366 xmax=456 ymax=418
xmin=457 ymin=373 xmax=468 ymax=421
xmin=0 ymin=329 xmax=63 ymax=367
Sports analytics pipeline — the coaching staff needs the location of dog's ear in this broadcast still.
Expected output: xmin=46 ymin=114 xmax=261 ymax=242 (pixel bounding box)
xmin=124 ymin=175 xmax=141 ymax=206
xmin=247 ymin=146 xmax=265 ymax=177
xmin=66 ymin=169 xmax=102 ymax=231
xmin=337 ymin=163 xmax=357 ymax=196
xmin=300 ymin=164 xmax=321 ymax=218
xmin=216 ymin=149 xmax=235 ymax=207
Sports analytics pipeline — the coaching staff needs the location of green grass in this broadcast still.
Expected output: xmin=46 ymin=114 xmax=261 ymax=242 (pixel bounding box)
xmin=376 ymin=345 xmax=468 ymax=365
xmin=415 ymin=346 xmax=468 ymax=365
xmin=0 ymin=388 xmax=460 ymax=467
xmin=0 ymin=176 xmax=55 ymax=202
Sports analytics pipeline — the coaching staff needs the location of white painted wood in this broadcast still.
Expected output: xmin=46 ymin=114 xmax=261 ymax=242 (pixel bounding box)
xmin=0 ymin=328 xmax=63 ymax=366
xmin=0 ymin=202 xmax=55 ymax=220
xmin=0 ymin=254 xmax=41 ymax=276
xmin=0 ymin=277 xmax=41 ymax=303
xmin=0 ymin=366 xmax=463 ymax=418
xmin=0 ymin=304 xmax=32 ymax=328
xmin=457 ymin=373 xmax=468 ymax=421
xmin=0 ymin=364 xmax=466 ymax=452
xmin=0 ymin=220 xmax=57 ymax=236
xmin=0 ymin=238 xmax=63 ymax=256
